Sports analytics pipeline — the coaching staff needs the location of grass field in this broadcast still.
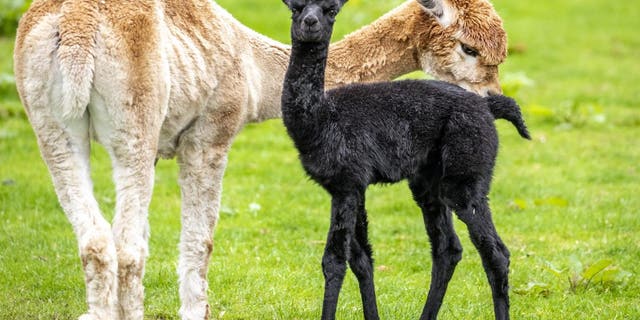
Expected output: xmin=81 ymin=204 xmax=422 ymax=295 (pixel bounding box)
xmin=1 ymin=0 xmax=639 ymax=319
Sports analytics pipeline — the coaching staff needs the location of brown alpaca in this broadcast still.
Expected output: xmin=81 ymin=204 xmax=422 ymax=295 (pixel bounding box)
xmin=13 ymin=0 xmax=508 ymax=319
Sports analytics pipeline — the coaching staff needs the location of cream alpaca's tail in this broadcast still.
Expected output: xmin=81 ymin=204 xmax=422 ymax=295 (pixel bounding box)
xmin=56 ymin=0 xmax=99 ymax=120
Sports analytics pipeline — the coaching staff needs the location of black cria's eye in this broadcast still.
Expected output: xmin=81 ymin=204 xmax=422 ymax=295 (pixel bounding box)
xmin=325 ymin=7 xmax=338 ymax=16
xmin=461 ymin=43 xmax=479 ymax=57
xmin=291 ymin=7 xmax=302 ymax=14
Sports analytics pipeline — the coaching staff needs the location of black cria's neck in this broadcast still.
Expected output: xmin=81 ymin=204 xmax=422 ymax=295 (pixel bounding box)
xmin=282 ymin=40 xmax=330 ymax=130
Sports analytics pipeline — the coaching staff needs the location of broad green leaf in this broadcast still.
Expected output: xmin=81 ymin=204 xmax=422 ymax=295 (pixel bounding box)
xmin=582 ymin=259 xmax=613 ymax=280
xmin=591 ymin=267 xmax=632 ymax=284
xmin=591 ymin=268 xmax=619 ymax=284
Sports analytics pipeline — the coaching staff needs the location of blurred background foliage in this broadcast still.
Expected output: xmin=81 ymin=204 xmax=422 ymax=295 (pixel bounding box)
xmin=0 ymin=0 xmax=30 ymax=36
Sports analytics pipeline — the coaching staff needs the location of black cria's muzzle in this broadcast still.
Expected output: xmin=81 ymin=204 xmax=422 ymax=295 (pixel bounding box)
xmin=298 ymin=6 xmax=325 ymax=42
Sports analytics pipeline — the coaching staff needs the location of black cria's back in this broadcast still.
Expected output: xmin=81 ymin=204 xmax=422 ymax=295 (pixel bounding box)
xmin=293 ymin=79 xmax=498 ymax=190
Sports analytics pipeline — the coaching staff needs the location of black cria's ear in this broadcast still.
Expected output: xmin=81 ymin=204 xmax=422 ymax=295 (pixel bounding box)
xmin=339 ymin=0 xmax=349 ymax=6
xmin=282 ymin=0 xmax=290 ymax=6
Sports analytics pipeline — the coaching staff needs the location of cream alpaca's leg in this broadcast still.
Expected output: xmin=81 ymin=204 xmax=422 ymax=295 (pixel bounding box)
xmin=87 ymin=22 xmax=169 ymax=313
xmin=17 ymin=18 xmax=118 ymax=318
xmin=177 ymin=145 xmax=228 ymax=320
xmin=174 ymin=92 xmax=247 ymax=319
xmin=108 ymin=142 xmax=156 ymax=320
xmin=87 ymin=85 xmax=165 ymax=319
xmin=174 ymin=73 xmax=246 ymax=318
xmin=32 ymin=114 xmax=118 ymax=320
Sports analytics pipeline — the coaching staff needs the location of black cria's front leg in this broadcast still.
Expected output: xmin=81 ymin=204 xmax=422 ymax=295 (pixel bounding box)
xmin=454 ymin=200 xmax=510 ymax=320
xmin=321 ymin=193 xmax=360 ymax=320
xmin=347 ymin=202 xmax=380 ymax=320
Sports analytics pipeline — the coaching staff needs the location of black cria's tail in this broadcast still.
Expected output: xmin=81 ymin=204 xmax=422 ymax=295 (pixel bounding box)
xmin=486 ymin=95 xmax=531 ymax=140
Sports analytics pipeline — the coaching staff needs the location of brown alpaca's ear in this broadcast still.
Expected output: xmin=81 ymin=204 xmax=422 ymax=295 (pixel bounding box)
xmin=417 ymin=0 xmax=444 ymax=17
xmin=416 ymin=0 xmax=455 ymax=27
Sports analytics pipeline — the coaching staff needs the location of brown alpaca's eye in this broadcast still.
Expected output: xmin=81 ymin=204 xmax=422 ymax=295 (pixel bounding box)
xmin=461 ymin=43 xmax=479 ymax=57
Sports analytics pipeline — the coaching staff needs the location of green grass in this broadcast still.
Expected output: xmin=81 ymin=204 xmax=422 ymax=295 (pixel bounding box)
xmin=1 ymin=0 xmax=639 ymax=319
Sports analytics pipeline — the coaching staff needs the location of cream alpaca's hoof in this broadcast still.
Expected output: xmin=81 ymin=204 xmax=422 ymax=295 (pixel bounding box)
xmin=78 ymin=311 xmax=118 ymax=320
xmin=180 ymin=303 xmax=210 ymax=320
xmin=78 ymin=313 xmax=99 ymax=320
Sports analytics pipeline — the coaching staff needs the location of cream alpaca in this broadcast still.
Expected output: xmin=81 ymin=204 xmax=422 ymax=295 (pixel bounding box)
xmin=13 ymin=0 xmax=507 ymax=319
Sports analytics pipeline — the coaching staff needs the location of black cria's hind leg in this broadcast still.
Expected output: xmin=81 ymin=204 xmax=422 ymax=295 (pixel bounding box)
xmin=321 ymin=192 xmax=360 ymax=320
xmin=347 ymin=199 xmax=380 ymax=320
xmin=441 ymin=179 xmax=510 ymax=320
xmin=458 ymin=201 xmax=510 ymax=320
xmin=409 ymin=178 xmax=463 ymax=320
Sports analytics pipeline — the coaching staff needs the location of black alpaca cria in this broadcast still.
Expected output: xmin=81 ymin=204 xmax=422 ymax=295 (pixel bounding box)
xmin=281 ymin=1 xmax=530 ymax=319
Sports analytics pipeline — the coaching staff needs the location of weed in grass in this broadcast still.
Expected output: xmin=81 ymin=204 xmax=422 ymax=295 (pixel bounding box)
xmin=564 ymin=257 xmax=633 ymax=293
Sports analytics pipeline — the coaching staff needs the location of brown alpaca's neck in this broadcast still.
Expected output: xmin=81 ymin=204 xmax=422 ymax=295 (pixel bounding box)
xmin=325 ymin=1 xmax=430 ymax=88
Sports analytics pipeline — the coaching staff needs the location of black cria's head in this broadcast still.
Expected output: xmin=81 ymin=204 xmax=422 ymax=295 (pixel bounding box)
xmin=283 ymin=0 xmax=348 ymax=43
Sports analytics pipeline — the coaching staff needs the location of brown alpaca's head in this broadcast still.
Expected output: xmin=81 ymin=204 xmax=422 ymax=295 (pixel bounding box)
xmin=415 ymin=0 xmax=507 ymax=96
